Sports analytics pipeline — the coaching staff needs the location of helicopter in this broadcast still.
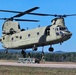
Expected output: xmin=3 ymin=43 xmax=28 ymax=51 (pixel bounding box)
xmin=0 ymin=6 xmax=74 ymax=57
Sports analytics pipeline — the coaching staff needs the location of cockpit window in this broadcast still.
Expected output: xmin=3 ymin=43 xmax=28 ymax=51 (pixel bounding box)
xmin=60 ymin=27 xmax=67 ymax=30
xmin=56 ymin=26 xmax=68 ymax=31
xmin=55 ymin=27 xmax=59 ymax=31
xmin=60 ymin=27 xmax=68 ymax=31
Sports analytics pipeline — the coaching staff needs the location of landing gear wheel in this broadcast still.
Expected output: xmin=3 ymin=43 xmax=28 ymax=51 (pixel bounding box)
xmin=49 ymin=47 xmax=54 ymax=52
xmin=33 ymin=47 xmax=37 ymax=51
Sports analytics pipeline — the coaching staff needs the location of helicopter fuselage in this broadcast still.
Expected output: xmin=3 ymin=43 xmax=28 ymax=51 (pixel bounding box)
xmin=1 ymin=21 xmax=72 ymax=50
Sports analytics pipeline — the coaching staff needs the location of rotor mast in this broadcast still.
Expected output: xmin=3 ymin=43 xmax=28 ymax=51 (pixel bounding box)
xmin=51 ymin=18 xmax=65 ymax=27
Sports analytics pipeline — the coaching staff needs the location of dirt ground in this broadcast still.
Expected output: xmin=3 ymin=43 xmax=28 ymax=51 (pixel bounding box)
xmin=0 ymin=59 xmax=76 ymax=64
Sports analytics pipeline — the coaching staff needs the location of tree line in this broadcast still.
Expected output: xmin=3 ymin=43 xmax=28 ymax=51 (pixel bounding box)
xmin=0 ymin=51 xmax=76 ymax=62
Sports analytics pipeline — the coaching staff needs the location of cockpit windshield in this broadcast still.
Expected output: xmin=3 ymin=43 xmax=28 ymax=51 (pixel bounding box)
xmin=56 ymin=26 xmax=68 ymax=31
xmin=59 ymin=27 xmax=68 ymax=31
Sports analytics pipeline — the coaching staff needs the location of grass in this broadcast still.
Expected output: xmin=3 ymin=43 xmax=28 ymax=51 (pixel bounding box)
xmin=0 ymin=66 xmax=76 ymax=75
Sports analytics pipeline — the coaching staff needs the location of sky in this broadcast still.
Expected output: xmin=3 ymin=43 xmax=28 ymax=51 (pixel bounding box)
xmin=0 ymin=0 xmax=76 ymax=52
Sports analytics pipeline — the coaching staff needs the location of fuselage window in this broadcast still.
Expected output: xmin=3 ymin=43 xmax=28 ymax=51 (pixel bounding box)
xmin=16 ymin=36 xmax=18 ymax=38
xmin=3 ymin=37 xmax=5 ymax=40
xmin=11 ymin=37 xmax=14 ymax=41
xmin=37 ymin=32 xmax=39 ymax=35
xmin=28 ymin=34 xmax=30 ymax=37
xmin=57 ymin=28 xmax=58 ymax=31
xmin=20 ymin=36 xmax=22 ymax=39
xmin=56 ymin=27 xmax=61 ymax=31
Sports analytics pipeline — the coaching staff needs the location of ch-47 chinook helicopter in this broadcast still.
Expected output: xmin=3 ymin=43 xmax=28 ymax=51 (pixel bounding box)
xmin=0 ymin=6 xmax=74 ymax=57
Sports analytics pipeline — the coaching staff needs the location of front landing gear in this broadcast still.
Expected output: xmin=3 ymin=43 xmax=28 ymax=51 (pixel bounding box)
xmin=48 ymin=46 xmax=54 ymax=52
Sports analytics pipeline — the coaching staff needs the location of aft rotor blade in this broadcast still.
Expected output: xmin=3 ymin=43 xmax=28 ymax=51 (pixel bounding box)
xmin=0 ymin=18 xmax=39 ymax=22
xmin=0 ymin=10 xmax=21 ymax=13
xmin=12 ymin=7 xmax=39 ymax=18
xmin=0 ymin=9 xmax=58 ymax=16
xmin=1 ymin=9 xmax=76 ymax=17
xmin=0 ymin=18 xmax=8 ymax=20
xmin=14 ymin=19 xmax=39 ymax=22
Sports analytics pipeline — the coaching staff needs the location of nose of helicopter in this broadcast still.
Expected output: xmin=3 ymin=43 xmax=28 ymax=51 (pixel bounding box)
xmin=61 ymin=31 xmax=72 ymax=40
xmin=68 ymin=32 xmax=72 ymax=36
xmin=65 ymin=31 xmax=72 ymax=37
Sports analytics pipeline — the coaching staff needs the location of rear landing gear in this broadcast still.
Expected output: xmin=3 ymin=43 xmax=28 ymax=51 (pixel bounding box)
xmin=21 ymin=49 xmax=26 ymax=58
xmin=48 ymin=46 xmax=54 ymax=52
xmin=5 ymin=49 xmax=8 ymax=54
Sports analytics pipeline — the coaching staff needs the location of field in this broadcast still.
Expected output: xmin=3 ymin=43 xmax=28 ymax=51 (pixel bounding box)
xmin=0 ymin=66 xmax=76 ymax=75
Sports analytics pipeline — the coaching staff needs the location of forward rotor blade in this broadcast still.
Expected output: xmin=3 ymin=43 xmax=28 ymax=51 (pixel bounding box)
xmin=14 ymin=19 xmax=39 ymax=22
xmin=28 ymin=14 xmax=76 ymax=17
xmin=63 ymin=14 xmax=76 ymax=16
xmin=53 ymin=14 xmax=76 ymax=18
xmin=12 ymin=7 xmax=39 ymax=18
